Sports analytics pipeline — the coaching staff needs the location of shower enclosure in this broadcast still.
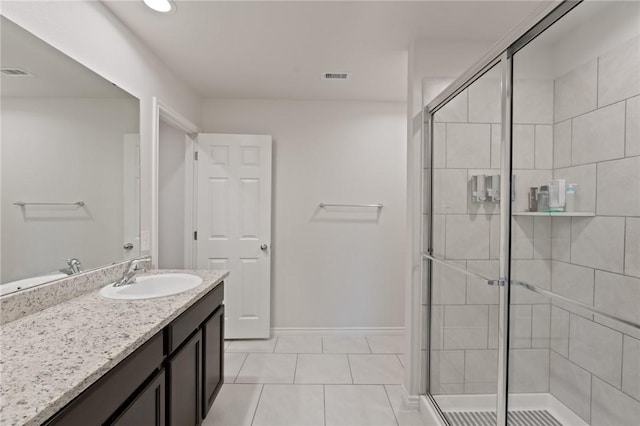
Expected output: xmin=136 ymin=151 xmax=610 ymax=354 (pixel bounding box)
xmin=422 ymin=1 xmax=640 ymax=425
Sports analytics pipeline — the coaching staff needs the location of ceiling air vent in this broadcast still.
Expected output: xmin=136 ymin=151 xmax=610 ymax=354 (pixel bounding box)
xmin=1 ymin=68 xmax=33 ymax=77
xmin=322 ymin=72 xmax=349 ymax=80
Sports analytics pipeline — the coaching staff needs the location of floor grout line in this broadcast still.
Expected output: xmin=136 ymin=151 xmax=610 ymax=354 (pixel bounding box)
xmin=346 ymin=354 xmax=355 ymax=384
xmin=249 ymin=384 xmax=265 ymax=426
xmin=233 ymin=352 xmax=250 ymax=384
xmin=382 ymin=384 xmax=400 ymax=426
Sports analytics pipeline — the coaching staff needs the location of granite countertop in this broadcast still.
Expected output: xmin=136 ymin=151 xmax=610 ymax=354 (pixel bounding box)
xmin=0 ymin=269 xmax=228 ymax=426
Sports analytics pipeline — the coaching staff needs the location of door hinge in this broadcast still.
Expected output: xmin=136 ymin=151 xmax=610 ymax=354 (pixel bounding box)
xmin=194 ymin=231 xmax=198 ymax=240
xmin=488 ymin=279 xmax=507 ymax=287
xmin=194 ymin=151 xmax=198 ymax=161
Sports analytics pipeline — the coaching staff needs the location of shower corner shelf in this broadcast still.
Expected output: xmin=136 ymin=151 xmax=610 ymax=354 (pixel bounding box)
xmin=513 ymin=211 xmax=595 ymax=217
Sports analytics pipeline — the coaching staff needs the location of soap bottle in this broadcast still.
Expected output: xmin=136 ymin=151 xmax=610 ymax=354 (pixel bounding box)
xmin=537 ymin=185 xmax=549 ymax=212
xmin=566 ymin=183 xmax=577 ymax=212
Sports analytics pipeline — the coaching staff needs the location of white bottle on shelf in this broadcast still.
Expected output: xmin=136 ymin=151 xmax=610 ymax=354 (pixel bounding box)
xmin=566 ymin=183 xmax=577 ymax=212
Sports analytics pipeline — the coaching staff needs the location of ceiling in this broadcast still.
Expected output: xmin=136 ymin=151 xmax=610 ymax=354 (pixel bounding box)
xmin=0 ymin=16 xmax=133 ymax=98
xmin=104 ymin=0 xmax=544 ymax=102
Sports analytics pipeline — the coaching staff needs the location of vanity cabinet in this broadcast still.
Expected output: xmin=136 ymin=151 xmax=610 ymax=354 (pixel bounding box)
xmin=168 ymin=331 xmax=202 ymax=426
xmin=44 ymin=282 xmax=224 ymax=426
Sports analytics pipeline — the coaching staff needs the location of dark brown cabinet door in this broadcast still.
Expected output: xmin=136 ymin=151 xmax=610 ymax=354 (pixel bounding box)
xmin=168 ymin=330 xmax=202 ymax=426
xmin=202 ymin=306 xmax=224 ymax=419
xmin=113 ymin=369 xmax=165 ymax=426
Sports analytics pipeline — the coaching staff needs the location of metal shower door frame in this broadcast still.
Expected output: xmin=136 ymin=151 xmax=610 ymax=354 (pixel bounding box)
xmin=421 ymin=2 xmax=584 ymax=425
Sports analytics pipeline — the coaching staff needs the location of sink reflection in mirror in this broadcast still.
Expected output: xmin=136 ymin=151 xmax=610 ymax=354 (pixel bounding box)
xmin=99 ymin=274 xmax=204 ymax=300
xmin=0 ymin=17 xmax=141 ymax=296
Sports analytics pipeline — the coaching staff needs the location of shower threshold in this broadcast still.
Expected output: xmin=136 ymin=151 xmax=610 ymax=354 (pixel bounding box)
xmin=427 ymin=393 xmax=588 ymax=426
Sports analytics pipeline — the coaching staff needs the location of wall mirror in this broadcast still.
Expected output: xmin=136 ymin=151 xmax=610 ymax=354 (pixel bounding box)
xmin=0 ymin=16 xmax=141 ymax=295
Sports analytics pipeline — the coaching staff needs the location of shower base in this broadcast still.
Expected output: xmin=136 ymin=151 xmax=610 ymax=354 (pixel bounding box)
xmin=422 ymin=393 xmax=588 ymax=426
xmin=445 ymin=409 xmax=561 ymax=426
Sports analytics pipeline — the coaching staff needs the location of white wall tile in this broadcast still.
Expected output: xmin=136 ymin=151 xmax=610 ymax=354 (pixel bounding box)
xmin=446 ymin=123 xmax=491 ymax=169
xmin=597 ymin=156 xmax=640 ymax=216
xmin=553 ymin=120 xmax=572 ymax=169
xmin=553 ymin=164 xmax=596 ymax=213
xmin=554 ymin=60 xmax=598 ymax=123
xmin=569 ymin=314 xmax=623 ymax=388
xmin=468 ymin=78 xmax=501 ymax=124
xmin=550 ymin=306 xmax=569 ymax=356
xmin=444 ymin=305 xmax=488 ymax=350
xmin=551 ymin=260 xmax=594 ymax=306
xmin=511 ymin=216 xmax=534 ymax=259
xmin=511 ymin=260 xmax=552 ymax=304
xmin=513 ymin=125 xmax=535 ymax=169
xmin=432 ymin=123 xmax=446 ymax=168
xmin=432 ymin=214 xmax=446 ymax=258
xmin=627 ymin=96 xmax=640 ymax=157
xmin=433 ymin=169 xmax=468 ymax=214
xmin=594 ymin=270 xmax=640 ymax=324
xmin=533 ymin=216 xmax=551 ymax=259
xmin=598 ymin=36 xmax=640 ymax=108
xmin=488 ymin=305 xmax=499 ymax=349
xmin=591 ymin=377 xmax=640 ymax=426
xmin=464 ymin=350 xmax=498 ymax=389
xmin=549 ymin=352 xmax=591 ymax=423
xmin=445 ymin=215 xmax=491 ymax=260
xmin=534 ymin=125 xmax=553 ymax=170
xmin=491 ymin=124 xmax=501 ymax=169
xmin=571 ymin=216 xmax=625 ymax=274
xmin=511 ymin=259 xmax=551 ymax=289
xmin=513 ymin=79 xmax=554 ymax=124
xmin=432 ymin=260 xmax=467 ymax=305
xmin=572 ymin=101 xmax=626 ymax=165
xmin=435 ymin=90 xmax=468 ymax=123
xmin=430 ymin=350 xmax=464 ymax=387
xmin=510 ymin=305 xmax=532 ymax=349
xmin=622 ymin=336 xmax=640 ymax=401
xmin=508 ymin=349 xmax=549 ymax=393
xmin=430 ymin=305 xmax=444 ymax=351
xmin=551 ymin=217 xmax=571 ymax=262
xmin=466 ymin=260 xmax=499 ymax=304
xmin=626 ymin=217 xmax=640 ymax=278
xmin=532 ymin=304 xmax=551 ymax=349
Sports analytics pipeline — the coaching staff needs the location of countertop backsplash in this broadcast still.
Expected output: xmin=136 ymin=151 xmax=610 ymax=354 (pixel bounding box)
xmin=0 ymin=258 xmax=152 ymax=325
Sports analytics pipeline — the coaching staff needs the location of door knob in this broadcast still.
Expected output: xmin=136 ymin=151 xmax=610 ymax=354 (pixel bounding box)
xmin=123 ymin=243 xmax=134 ymax=250
xmin=260 ymin=244 xmax=268 ymax=251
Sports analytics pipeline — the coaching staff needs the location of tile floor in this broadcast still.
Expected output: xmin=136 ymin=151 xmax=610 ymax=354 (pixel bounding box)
xmin=203 ymin=334 xmax=425 ymax=426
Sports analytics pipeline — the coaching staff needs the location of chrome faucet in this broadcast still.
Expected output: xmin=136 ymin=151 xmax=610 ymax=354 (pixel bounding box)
xmin=60 ymin=258 xmax=84 ymax=275
xmin=114 ymin=257 xmax=150 ymax=287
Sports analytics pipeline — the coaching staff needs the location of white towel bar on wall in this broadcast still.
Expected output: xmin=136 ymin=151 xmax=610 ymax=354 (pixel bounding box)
xmin=13 ymin=201 xmax=85 ymax=207
xmin=319 ymin=203 xmax=383 ymax=209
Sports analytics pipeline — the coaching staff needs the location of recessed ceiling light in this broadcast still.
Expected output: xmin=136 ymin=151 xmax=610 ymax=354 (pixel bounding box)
xmin=144 ymin=0 xmax=174 ymax=13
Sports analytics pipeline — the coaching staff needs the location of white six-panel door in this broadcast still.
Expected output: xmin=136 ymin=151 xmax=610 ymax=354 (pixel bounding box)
xmin=196 ymin=134 xmax=272 ymax=339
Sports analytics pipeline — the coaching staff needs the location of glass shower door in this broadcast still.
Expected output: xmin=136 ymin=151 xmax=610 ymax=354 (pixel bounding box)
xmin=426 ymin=62 xmax=506 ymax=423
xmin=508 ymin=1 xmax=640 ymax=425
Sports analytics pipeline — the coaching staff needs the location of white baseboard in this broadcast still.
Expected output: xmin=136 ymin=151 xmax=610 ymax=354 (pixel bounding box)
xmin=270 ymin=327 xmax=405 ymax=336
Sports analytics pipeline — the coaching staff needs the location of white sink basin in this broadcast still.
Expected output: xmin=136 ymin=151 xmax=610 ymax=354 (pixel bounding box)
xmin=100 ymin=273 xmax=203 ymax=300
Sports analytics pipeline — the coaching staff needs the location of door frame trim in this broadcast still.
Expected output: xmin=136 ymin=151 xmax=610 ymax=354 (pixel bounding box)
xmin=151 ymin=97 xmax=200 ymax=267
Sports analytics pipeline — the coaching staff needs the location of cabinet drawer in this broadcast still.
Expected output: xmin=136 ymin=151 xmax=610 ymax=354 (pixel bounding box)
xmin=46 ymin=332 xmax=164 ymax=426
xmin=167 ymin=283 xmax=223 ymax=353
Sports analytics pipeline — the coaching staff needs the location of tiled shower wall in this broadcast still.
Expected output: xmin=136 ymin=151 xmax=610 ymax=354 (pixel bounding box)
xmin=547 ymin=36 xmax=640 ymax=425
xmin=427 ymin=66 xmax=556 ymax=395
xmin=426 ymin=34 xmax=640 ymax=422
